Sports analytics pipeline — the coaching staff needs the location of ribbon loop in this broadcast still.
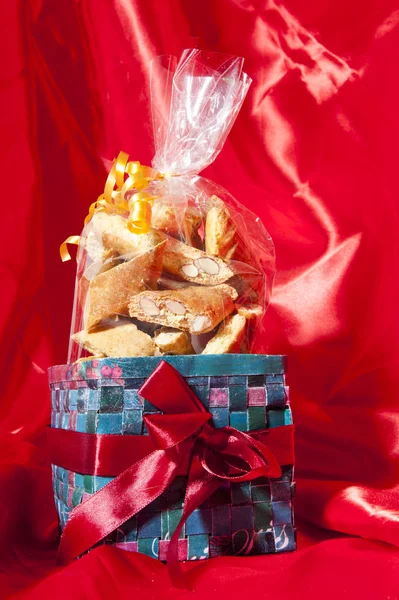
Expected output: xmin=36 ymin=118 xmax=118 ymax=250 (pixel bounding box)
xmin=198 ymin=425 xmax=282 ymax=482
xmin=60 ymin=151 xmax=165 ymax=261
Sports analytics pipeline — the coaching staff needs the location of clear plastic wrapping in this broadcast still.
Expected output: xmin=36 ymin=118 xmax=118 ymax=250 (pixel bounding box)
xmin=68 ymin=50 xmax=275 ymax=362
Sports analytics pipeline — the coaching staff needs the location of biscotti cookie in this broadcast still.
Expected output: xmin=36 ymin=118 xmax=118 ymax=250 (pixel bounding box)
xmin=72 ymin=320 xmax=156 ymax=357
xmin=153 ymin=327 xmax=194 ymax=355
xmin=129 ymin=284 xmax=237 ymax=334
xmin=152 ymin=200 xmax=202 ymax=243
xmin=83 ymin=212 xmax=118 ymax=263
xmin=83 ymin=248 xmax=122 ymax=281
xmin=85 ymin=241 xmax=166 ymax=330
xmin=163 ymin=237 xmax=234 ymax=285
xmin=130 ymin=318 xmax=160 ymax=336
xmin=84 ymin=232 xmax=103 ymax=264
xmin=84 ymin=212 xmax=127 ymax=259
xmin=205 ymin=195 xmax=238 ymax=261
xmin=202 ymin=313 xmax=246 ymax=354
xmin=226 ymin=267 xmax=264 ymax=303
xmin=237 ymin=304 xmax=264 ymax=319
xmin=103 ymin=228 xmax=166 ymax=258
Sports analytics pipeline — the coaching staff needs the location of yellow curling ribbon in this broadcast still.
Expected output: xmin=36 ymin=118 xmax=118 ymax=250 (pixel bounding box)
xmin=60 ymin=235 xmax=81 ymax=262
xmin=127 ymin=192 xmax=155 ymax=234
xmin=60 ymin=151 xmax=164 ymax=261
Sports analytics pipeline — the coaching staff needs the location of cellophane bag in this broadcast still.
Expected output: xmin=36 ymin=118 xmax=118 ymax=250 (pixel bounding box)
xmin=68 ymin=50 xmax=276 ymax=363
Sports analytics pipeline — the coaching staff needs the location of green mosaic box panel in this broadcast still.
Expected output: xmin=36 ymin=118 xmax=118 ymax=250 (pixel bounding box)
xmin=49 ymin=355 xmax=295 ymax=560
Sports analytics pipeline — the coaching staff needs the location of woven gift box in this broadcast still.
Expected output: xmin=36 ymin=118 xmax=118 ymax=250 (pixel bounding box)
xmin=48 ymin=354 xmax=295 ymax=563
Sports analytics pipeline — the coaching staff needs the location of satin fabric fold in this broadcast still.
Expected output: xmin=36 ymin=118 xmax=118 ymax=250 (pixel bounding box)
xmin=2 ymin=0 xmax=399 ymax=597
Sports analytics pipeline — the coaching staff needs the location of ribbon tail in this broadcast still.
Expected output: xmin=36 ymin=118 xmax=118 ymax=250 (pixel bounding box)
xmin=167 ymin=454 xmax=221 ymax=589
xmin=58 ymin=440 xmax=192 ymax=565
xmin=60 ymin=235 xmax=80 ymax=262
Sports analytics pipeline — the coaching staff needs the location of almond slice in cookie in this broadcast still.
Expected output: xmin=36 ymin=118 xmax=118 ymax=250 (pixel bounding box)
xmin=163 ymin=237 xmax=233 ymax=285
xmin=129 ymin=284 xmax=237 ymax=334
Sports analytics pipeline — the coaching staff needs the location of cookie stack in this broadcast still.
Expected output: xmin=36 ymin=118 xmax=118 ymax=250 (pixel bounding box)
xmin=71 ymin=195 xmax=267 ymax=360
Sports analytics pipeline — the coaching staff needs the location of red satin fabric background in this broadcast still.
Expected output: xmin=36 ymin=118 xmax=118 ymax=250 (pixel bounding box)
xmin=1 ymin=0 xmax=399 ymax=598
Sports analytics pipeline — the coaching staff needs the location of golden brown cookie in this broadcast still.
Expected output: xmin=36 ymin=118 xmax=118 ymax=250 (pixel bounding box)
xmin=152 ymin=200 xmax=202 ymax=244
xmin=205 ymin=195 xmax=237 ymax=261
xmin=153 ymin=327 xmax=194 ymax=355
xmin=103 ymin=228 xmax=166 ymax=258
xmin=129 ymin=284 xmax=237 ymax=334
xmin=237 ymin=304 xmax=264 ymax=319
xmin=85 ymin=241 xmax=166 ymax=330
xmin=202 ymin=313 xmax=246 ymax=354
xmin=163 ymin=237 xmax=234 ymax=285
xmin=83 ymin=213 xmax=125 ymax=260
xmin=83 ymin=248 xmax=123 ymax=281
xmin=72 ymin=320 xmax=156 ymax=357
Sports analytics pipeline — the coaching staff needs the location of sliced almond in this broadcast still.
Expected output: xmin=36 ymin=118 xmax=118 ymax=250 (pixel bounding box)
xmin=182 ymin=264 xmax=199 ymax=278
xmin=194 ymin=257 xmax=220 ymax=275
xmin=192 ymin=315 xmax=212 ymax=333
xmin=140 ymin=297 xmax=160 ymax=316
xmin=165 ymin=300 xmax=186 ymax=315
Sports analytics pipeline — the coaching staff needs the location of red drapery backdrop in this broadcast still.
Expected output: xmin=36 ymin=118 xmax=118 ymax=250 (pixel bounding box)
xmin=1 ymin=0 xmax=399 ymax=598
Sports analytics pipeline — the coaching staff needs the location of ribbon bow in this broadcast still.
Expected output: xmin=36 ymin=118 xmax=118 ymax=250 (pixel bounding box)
xmin=60 ymin=151 xmax=164 ymax=261
xmin=48 ymin=361 xmax=294 ymax=583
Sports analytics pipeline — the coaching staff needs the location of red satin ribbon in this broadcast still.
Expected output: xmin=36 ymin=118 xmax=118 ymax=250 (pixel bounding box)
xmin=48 ymin=361 xmax=294 ymax=585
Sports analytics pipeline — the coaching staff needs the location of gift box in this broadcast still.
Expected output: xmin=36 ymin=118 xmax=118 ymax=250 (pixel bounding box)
xmin=50 ymin=51 xmax=295 ymax=573
xmin=48 ymin=354 xmax=295 ymax=564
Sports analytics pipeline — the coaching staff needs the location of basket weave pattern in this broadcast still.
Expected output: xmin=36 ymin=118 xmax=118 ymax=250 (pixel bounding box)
xmin=49 ymin=355 xmax=296 ymax=561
